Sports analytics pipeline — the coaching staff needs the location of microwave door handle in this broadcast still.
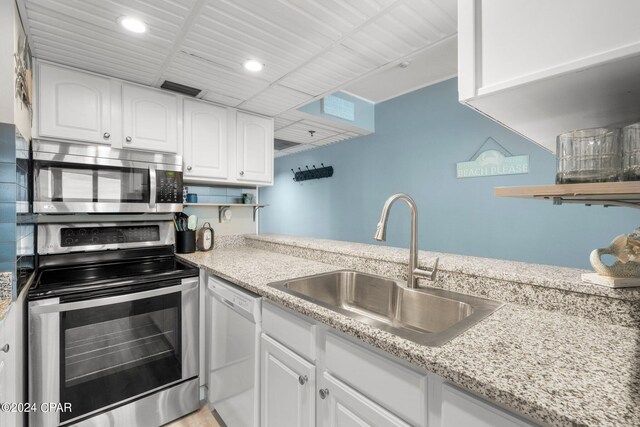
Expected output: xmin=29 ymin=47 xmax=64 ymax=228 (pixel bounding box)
xmin=149 ymin=166 xmax=157 ymax=210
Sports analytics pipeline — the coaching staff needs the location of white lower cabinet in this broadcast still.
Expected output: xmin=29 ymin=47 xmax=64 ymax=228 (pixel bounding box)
xmin=257 ymin=302 xmax=535 ymax=427
xmin=261 ymin=334 xmax=316 ymax=427
xmin=0 ymin=303 xmax=23 ymax=427
xmin=319 ymin=373 xmax=411 ymax=427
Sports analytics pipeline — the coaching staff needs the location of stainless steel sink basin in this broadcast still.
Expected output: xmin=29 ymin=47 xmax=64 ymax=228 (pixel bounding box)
xmin=268 ymin=270 xmax=503 ymax=346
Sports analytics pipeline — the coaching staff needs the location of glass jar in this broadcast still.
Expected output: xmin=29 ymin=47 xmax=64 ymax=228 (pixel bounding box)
xmin=556 ymin=128 xmax=621 ymax=184
xmin=622 ymin=123 xmax=640 ymax=181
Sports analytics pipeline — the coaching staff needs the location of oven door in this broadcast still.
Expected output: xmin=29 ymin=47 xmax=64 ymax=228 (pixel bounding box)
xmin=29 ymin=278 xmax=198 ymax=427
xmin=33 ymin=156 xmax=155 ymax=214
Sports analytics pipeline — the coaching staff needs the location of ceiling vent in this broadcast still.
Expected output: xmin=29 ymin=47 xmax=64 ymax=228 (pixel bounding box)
xmin=160 ymin=80 xmax=202 ymax=97
xmin=274 ymin=139 xmax=301 ymax=151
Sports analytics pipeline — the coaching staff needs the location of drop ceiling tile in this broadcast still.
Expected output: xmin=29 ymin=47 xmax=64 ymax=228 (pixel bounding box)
xmin=239 ymin=84 xmax=313 ymax=117
xmin=276 ymin=110 xmax=310 ymax=122
xmin=164 ymin=52 xmax=268 ymax=104
xmin=279 ymin=44 xmax=381 ymax=96
xmin=275 ymin=121 xmax=339 ymax=144
xmin=275 ymin=117 xmax=296 ymax=131
xmin=23 ymin=0 xmax=196 ymax=85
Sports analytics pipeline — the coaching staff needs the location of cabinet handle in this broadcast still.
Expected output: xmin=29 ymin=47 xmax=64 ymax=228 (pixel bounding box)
xmin=187 ymin=166 xmax=192 ymax=171
xmin=0 ymin=344 xmax=8 ymax=353
xmin=319 ymin=388 xmax=329 ymax=399
xmin=298 ymin=375 xmax=308 ymax=385
xmin=126 ymin=136 xmax=132 ymax=143
xmin=239 ymin=171 xmax=244 ymax=176
xmin=103 ymin=132 xmax=110 ymax=140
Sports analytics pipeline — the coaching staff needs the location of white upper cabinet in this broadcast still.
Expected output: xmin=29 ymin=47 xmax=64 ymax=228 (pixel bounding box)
xmin=38 ymin=63 xmax=112 ymax=144
xmin=458 ymin=0 xmax=640 ymax=153
xmin=236 ymin=112 xmax=274 ymax=184
xmin=183 ymin=99 xmax=228 ymax=181
xmin=122 ymin=84 xmax=178 ymax=153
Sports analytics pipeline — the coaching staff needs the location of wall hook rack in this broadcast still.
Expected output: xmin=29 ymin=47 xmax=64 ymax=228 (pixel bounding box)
xmin=291 ymin=163 xmax=334 ymax=182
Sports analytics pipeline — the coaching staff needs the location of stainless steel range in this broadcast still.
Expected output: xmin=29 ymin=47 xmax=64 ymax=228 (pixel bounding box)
xmin=29 ymin=220 xmax=199 ymax=427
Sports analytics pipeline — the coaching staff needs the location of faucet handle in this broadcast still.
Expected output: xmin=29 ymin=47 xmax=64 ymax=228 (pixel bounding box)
xmin=429 ymin=257 xmax=439 ymax=281
xmin=413 ymin=257 xmax=439 ymax=282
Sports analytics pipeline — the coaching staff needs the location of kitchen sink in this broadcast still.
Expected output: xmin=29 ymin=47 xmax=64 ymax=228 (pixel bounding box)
xmin=268 ymin=270 xmax=503 ymax=346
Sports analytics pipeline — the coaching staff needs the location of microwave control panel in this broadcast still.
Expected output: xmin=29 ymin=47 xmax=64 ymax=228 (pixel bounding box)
xmin=156 ymin=170 xmax=183 ymax=203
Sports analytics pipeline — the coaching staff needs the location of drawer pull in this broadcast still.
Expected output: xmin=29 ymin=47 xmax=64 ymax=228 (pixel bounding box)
xmin=319 ymin=388 xmax=329 ymax=399
xmin=0 ymin=344 xmax=9 ymax=353
xmin=298 ymin=375 xmax=308 ymax=385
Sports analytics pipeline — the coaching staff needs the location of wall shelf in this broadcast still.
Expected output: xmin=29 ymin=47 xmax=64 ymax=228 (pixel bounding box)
xmin=183 ymin=203 xmax=268 ymax=222
xmin=495 ymin=182 xmax=640 ymax=208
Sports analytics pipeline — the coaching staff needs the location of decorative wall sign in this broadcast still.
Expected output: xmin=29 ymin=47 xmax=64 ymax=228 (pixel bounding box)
xmin=321 ymin=95 xmax=355 ymax=121
xmin=456 ymin=137 xmax=529 ymax=178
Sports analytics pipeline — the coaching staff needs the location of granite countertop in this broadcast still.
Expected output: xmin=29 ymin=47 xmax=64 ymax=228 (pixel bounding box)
xmin=246 ymin=234 xmax=640 ymax=301
xmin=179 ymin=246 xmax=640 ymax=427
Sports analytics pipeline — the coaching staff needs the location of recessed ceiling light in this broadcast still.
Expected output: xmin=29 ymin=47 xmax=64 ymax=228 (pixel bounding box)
xmin=118 ymin=16 xmax=147 ymax=34
xmin=243 ymin=59 xmax=264 ymax=72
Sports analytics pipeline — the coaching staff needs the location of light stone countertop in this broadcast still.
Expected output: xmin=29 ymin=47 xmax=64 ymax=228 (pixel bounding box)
xmin=246 ymin=234 xmax=640 ymax=301
xmin=178 ymin=246 xmax=640 ymax=427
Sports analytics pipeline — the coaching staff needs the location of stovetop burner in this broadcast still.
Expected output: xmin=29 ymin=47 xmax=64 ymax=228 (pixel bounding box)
xmin=29 ymin=246 xmax=198 ymax=300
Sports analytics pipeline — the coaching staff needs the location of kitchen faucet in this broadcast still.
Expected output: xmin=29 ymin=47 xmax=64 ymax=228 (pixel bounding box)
xmin=374 ymin=193 xmax=438 ymax=288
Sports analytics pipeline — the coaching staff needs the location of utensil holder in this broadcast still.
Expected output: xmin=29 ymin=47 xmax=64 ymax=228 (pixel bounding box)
xmin=176 ymin=230 xmax=196 ymax=254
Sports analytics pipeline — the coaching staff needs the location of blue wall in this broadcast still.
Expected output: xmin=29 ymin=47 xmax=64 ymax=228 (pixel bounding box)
xmin=259 ymin=79 xmax=639 ymax=269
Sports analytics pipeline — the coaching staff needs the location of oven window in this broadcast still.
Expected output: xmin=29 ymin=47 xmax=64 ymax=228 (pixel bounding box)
xmin=60 ymin=293 xmax=182 ymax=422
xmin=35 ymin=162 xmax=149 ymax=203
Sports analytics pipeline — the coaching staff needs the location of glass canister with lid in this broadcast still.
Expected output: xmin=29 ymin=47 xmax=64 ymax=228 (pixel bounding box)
xmin=622 ymin=122 xmax=640 ymax=181
xmin=556 ymin=127 xmax=622 ymax=184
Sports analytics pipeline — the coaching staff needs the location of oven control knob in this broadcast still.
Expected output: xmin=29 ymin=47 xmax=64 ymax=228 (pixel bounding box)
xmin=91 ymin=237 xmax=99 ymax=243
xmin=64 ymin=238 xmax=73 ymax=245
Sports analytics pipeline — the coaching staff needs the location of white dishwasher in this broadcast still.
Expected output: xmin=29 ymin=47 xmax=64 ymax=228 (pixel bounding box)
xmin=206 ymin=275 xmax=262 ymax=427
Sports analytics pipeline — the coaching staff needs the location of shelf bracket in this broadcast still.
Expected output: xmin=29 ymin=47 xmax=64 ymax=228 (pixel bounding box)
xmin=551 ymin=197 xmax=640 ymax=209
xmin=253 ymin=206 xmax=264 ymax=222
xmin=218 ymin=206 xmax=230 ymax=223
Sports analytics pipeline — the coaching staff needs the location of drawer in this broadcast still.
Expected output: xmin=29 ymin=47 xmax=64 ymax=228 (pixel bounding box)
xmin=262 ymin=301 xmax=316 ymax=361
xmin=325 ymin=332 xmax=428 ymax=427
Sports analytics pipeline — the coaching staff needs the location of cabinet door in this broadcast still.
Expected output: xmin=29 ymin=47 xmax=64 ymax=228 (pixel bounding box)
xmin=0 ymin=305 xmax=20 ymax=427
xmin=38 ymin=63 xmax=112 ymax=144
xmin=236 ymin=112 xmax=273 ymax=184
xmin=319 ymin=373 xmax=411 ymax=427
xmin=441 ymin=383 xmax=533 ymax=427
xmin=183 ymin=99 xmax=228 ymax=181
xmin=122 ymin=84 xmax=178 ymax=153
xmin=261 ymin=334 xmax=315 ymax=427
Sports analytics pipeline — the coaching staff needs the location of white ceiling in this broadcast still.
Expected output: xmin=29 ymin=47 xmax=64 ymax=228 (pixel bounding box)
xmin=18 ymin=0 xmax=458 ymax=154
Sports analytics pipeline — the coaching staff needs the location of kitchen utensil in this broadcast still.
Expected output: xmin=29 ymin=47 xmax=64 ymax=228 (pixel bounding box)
xmin=196 ymin=222 xmax=214 ymax=251
xmin=556 ymin=127 xmax=622 ymax=184
xmin=622 ymin=122 xmax=640 ymax=181
xmin=187 ymin=215 xmax=197 ymax=231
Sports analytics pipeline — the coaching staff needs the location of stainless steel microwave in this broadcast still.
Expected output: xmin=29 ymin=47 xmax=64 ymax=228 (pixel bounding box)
xmin=33 ymin=140 xmax=183 ymax=214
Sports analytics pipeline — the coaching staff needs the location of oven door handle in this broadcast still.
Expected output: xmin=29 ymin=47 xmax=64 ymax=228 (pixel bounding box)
xmin=30 ymin=278 xmax=198 ymax=314
xmin=149 ymin=165 xmax=157 ymax=210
